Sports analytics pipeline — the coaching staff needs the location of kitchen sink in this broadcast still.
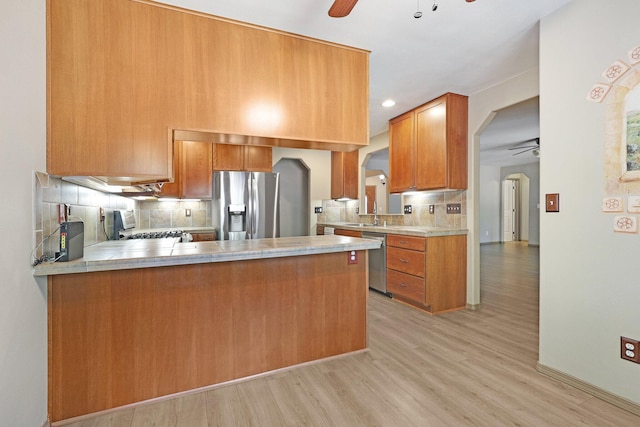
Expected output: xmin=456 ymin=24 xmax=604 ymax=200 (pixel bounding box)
xmin=344 ymin=223 xmax=366 ymax=227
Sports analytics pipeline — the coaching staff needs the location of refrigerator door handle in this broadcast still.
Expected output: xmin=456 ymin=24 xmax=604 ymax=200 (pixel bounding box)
xmin=249 ymin=174 xmax=258 ymax=239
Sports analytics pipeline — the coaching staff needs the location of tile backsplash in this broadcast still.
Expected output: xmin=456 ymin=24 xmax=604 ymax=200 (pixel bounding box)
xmin=316 ymin=190 xmax=467 ymax=229
xmin=33 ymin=172 xmax=136 ymax=261
xmin=137 ymin=200 xmax=211 ymax=229
xmin=32 ymin=172 xmax=213 ymax=263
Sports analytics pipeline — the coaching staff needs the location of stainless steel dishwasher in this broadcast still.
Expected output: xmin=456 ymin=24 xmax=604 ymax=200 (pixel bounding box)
xmin=362 ymin=232 xmax=389 ymax=296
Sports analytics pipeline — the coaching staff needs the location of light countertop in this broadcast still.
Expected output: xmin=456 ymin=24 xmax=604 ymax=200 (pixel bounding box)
xmin=319 ymin=222 xmax=468 ymax=237
xmin=33 ymin=235 xmax=380 ymax=276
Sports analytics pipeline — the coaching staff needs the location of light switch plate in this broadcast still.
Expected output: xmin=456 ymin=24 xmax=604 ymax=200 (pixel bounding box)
xmin=546 ymin=193 xmax=559 ymax=212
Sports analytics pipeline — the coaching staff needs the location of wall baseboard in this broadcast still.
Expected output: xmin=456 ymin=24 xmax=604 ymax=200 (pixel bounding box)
xmin=466 ymin=303 xmax=481 ymax=311
xmin=479 ymin=241 xmax=501 ymax=246
xmin=42 ymin=419 xmax=51 ymax=427
xmin=536 ymin=362 xmax=640 ymax=416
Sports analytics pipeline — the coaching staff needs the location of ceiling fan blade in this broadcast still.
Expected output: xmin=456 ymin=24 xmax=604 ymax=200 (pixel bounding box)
xmin=512 ymin=147 xmax=536 ymax=156
xmin=507 ymin=146 xmax=537 ymax=150
xmin=329 ymin=0 xmax=359 ymax=18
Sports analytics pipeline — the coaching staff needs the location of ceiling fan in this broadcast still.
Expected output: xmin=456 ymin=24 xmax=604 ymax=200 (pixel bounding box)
xmin=328 ymin=0 xmax=477 ymax=18
xmin=508 ymin=138 xmax=540 ymax=156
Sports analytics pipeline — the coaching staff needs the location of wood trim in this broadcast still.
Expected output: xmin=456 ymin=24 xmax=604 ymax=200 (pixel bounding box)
xmin=48 ymin=252 xmax=367 ymax=422
xmin=536 ymin=363 xmax=640 ymax=417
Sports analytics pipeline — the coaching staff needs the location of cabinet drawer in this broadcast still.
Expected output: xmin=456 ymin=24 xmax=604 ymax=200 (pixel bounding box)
xmin=387 ymin=269 xmax=425 ymax=303
xmin=335 ymin=228 xmax=363 ymax=238
xmin=387 ymin=234 xmax=425 ymax=251
xmin=191 ymin=232 xmax=215 ymax=242
xmin=387 ymin=247 xmax=425 ymax=277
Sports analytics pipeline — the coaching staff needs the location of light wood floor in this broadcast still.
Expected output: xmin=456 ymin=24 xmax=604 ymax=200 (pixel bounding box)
xmin=63 ymin=243 xmax=640 ymax=426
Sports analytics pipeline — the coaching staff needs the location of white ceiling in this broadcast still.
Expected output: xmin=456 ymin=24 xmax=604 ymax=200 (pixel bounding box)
xmin=158 ymin=0 xmax=570 ymax=166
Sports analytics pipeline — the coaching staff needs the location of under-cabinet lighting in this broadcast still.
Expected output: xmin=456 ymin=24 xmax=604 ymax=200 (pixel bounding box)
xmin=158 ymin=198 xmax=201 ymax=202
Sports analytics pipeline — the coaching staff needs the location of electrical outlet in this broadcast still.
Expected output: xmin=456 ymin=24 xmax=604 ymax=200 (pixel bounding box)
xmin=404 ymin=205 xmax=412 ymax=214
xmin=621 ymin=337 xmax=640 ymax=363
xmin=185 ymin=208 xmax=191 ymax=217
xmin=314 ymin=207 xmax=323 ymax=214
xmin=446 ymin=203 xmax=461 ymax=214
xmin=347 ymin=250 xmax=358 ymax=264
xmin=429 ymin=204 xmax=435 ymax=214
xmin=99 ymin=207 xmax=105 ymax=222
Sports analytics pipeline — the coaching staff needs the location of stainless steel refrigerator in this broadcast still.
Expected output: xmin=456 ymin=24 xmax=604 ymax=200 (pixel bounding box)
xmin=212 ymin=171 xmax=280 ymax=240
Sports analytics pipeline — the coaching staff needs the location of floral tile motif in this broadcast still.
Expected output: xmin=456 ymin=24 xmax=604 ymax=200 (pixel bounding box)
xmin=613 ymin=215 xmax=638 ymax=233
xmin=627 ymin=45 xmax=640 ymax=65
xmin=601 ymin=60 xmax=630 ymax=83
xmin=586 ymin=83 xmax=611 ymax=103
xmin=602 ymin=196 xmax=623 ymax=212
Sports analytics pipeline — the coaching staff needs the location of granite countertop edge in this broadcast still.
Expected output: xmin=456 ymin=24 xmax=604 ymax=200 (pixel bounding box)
xmin=318 ymin=222 xmax=469 ymax=237
xmin=33 ymin=235 xmax=380 ymax=277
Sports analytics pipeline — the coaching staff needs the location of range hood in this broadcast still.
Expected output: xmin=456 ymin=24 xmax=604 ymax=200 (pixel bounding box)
xmin=61 ymin=176 xmax=163 ymax=197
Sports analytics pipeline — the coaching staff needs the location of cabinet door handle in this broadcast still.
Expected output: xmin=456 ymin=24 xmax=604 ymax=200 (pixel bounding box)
xmin=400 ymin=259 xmax=408 ymax=263
xmin=400 ymin=283 xmax=408 ymax=287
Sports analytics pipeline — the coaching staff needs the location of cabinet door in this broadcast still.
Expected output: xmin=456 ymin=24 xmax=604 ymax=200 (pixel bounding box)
xmin=180 ymin=141 xmax=212 ymax=198
xmin=158 ymin=142 xmax=182 ymax=198
xmin=243 ymin=146 xmax=272 ymax=172
xmin=388 ymin=111 xmax=415 ymax=193
xmin=331 ymin=151 xmax=359 ymax=199
xmin=212 ymin=144 xmax=244 ymax=171
xmin=415 ymin=99 xmax=447 ymax=190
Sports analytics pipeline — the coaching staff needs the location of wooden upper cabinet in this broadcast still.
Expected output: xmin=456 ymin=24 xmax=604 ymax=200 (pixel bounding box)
xmin=388 ymin=93 xmax=468 ymax=193
xmin=331 ymin=151 xmax=359 ymax=200
xmin=47 ymin=0 xmax=369 ymax=181
xmin=212 ymin=144 xmax=272 ymax=172
xmin=388 ymin=111 xmax=415 ymax=194
xmin=159 ymin=141 xmax=212 ymax=199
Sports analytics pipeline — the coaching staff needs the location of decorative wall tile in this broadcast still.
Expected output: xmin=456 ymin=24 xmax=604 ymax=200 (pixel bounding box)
xmin=602 ymin=197 xmax=623 ymax=212
xmin=628 ymin=196 xmax=640 ymax=213
xmin=613 ymin=215 xmax=638 ymax=233
xmin=586 ymin=83 xmax=611 ymax=103
xmin=601 ymin=60 xmax=630 ymax=83
xmin=627 ymin=45 xmax=640 ymax=65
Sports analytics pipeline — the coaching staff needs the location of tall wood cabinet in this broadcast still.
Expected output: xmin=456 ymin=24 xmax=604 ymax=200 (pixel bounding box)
xmin=388 ymin=93 xmax=468 ymax=193
xmin=47 ymin=0 xmax=369 ymax=182
xmin=331 ymin=151 xmax=359 ymax=200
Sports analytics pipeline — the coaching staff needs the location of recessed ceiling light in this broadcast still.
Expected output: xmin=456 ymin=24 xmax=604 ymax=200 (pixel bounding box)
xmin=381 ymin=99 xmax=396 ymax=107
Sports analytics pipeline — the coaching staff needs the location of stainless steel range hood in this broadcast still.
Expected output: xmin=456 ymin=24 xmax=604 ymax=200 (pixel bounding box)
xmin=61 ymin=176 xmax=162 ymax=197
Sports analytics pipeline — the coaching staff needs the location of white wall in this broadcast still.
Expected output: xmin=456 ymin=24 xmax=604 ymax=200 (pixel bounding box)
xmin=479 ymin=165 xmax=501 ymax=243
xmin=0 ymin=1 xmax=48 ymax=425
xmin=468 ymin=69 xmax=541 ymax=305
xmin=539 ymin=0 xmax=640 ymax=404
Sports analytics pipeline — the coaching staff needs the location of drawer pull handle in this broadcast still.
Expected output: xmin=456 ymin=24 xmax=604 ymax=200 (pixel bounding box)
xmin=400 ymin=259 xmax=408 ymax=263
xmin=400 ymin=283 xmax=408 ymax=287
xmin=399 ymin=240 xmax=408 ymax=244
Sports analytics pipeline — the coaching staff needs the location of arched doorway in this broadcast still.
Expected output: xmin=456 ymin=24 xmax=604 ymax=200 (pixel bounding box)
xmin=273 ymin=158 xmax=310 ymax=237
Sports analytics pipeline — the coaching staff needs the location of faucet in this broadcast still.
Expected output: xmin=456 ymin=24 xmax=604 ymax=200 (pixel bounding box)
xmin=373 ymin=201 xmax=379 ymax=226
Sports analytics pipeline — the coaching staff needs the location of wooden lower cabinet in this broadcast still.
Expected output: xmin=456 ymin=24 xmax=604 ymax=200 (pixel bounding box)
xmin=190 ymin=232 xmax=215 ymax=242
xmin=48 ymin=251 xmax=367 ymax=422
xmin=386 ymin=234 xmax=466 ymax=314
xmin=334 ymin=228 xmax=363 ymax=238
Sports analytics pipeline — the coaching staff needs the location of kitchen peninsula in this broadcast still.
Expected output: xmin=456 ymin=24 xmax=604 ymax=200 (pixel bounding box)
xmin=36 ymin=235 xmax=379 ymax=422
